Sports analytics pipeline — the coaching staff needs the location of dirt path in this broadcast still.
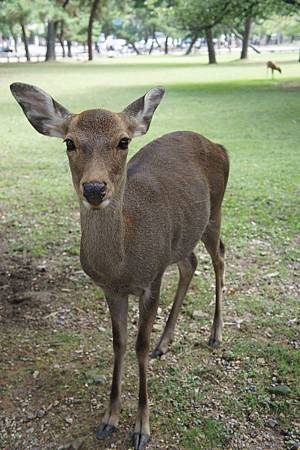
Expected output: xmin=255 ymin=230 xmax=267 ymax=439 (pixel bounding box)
xmin=1 ymin=235 xmax=299 ymax=450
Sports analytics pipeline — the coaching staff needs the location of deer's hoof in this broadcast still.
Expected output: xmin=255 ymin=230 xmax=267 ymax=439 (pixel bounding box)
xmin=96 ymin=423 xmax=117 ymax=439
xmin=150 ymin=348 xmax=163 ymax=359
xmin=133 ymin=432 xmax=150 ymax=450
xmin=208 ymin=337 xmax=221 ymax=348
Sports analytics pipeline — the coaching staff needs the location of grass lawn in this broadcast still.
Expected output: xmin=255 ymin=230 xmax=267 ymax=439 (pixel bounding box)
xmin=0 ymin=52 xmax=299 ymax=450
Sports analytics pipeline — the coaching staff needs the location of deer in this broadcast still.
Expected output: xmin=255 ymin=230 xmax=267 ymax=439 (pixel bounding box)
xmin=10 ymin=82 xmax=229 ymax=450
xmin=266 ymin=61 xmax=282 ymax=79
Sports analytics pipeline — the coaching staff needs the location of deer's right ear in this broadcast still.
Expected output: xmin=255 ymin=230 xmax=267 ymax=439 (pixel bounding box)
xmin=123 ymin=87 xmax=165 ymax=137
xmin=10 ymin=82 xmax=71 ymax=138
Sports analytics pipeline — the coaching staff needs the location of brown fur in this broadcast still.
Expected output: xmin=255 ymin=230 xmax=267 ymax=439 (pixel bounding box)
xmin=267 ymin=61 xmax=282 ymax=78
xmin=10 ymin=83 xmax=229 ymax=450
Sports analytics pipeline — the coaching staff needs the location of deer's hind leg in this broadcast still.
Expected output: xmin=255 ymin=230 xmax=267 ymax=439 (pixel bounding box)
xmin=151 ymin=252 xmax=198 ymax=358
xmin=201 ymin=215 xmax=225 ymax=348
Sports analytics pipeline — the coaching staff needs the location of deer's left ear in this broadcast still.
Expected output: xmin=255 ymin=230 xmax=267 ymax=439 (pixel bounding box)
xmin=123 ymin=87 xmax=165 ymax=137
xmin=10 ymin=82 xmax=72 ymax=138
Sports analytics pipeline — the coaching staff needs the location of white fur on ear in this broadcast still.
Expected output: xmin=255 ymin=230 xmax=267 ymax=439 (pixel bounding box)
xmin=144 ymin=88 xmax=165 ymax=119
xmin=10 ymin=82 xmax=71 ymax=138
xmin=123 ymin=87 xmax=165 ymax=137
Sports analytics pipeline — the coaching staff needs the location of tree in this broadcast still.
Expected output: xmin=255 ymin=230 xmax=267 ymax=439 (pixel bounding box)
xmin=106 ymin=2 xmax=151 ymax=55
xmin=229 ymin=0 xmax=296 ymax=59
xmin=150 ymin=0 xmax=179 ymax=54
xmin=44 ymin=0 xmax=71 ymax=61
xmin=87 ymin=0 xmax=101 ymax=60
xmin=45 ymin=21 xmax=57 ymax=60
xmin=205 ymin=26 xmax=216 ymax=63
xmin=0 ymin=0 xmax=33 ymax=61
xmin=240 ymin=16 xmax=252 ymax=59
xmin=58 ymin=1 xmax=91 ymax=58
xmin=281 ymin=0 xmax=300 ymax=5
xmin=175 ymin=0 xmax=233 ymax=62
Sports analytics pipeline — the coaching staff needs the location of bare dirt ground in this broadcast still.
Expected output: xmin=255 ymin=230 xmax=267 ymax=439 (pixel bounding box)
xmin=0 ymin=231 xmax=299 ymax=450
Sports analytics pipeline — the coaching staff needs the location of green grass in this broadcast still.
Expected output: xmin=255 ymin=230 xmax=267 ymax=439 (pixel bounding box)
xmin=1 ymin=54 xmax=299 ymax=257
xmin=0 ymin=53 xmax=299 ymax=449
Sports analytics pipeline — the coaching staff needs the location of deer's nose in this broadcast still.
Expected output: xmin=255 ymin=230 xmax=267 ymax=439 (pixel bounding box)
xmin=83 ymin=181 xmax=107 ymax=206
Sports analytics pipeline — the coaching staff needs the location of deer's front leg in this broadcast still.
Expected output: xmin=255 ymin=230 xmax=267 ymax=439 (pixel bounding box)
xmin=134 ymin=277 xmax=162 ymax=450
xmin=96 ymin=292 xmax=128 ymax=439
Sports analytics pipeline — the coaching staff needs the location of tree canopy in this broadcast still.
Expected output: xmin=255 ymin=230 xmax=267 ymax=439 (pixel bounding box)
xmin=0 ymin=0 xmax=298 ymax=62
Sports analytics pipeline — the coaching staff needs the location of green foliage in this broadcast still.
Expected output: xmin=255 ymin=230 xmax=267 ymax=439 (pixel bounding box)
xmin=0 ymin=0 xmax=299 ymax=58
xmin=254 ymin=13 xmax=300 ymax=37
xmin=224 ymin=0 xmax=296 ymax=35
xmin=0 ymin=0 xmax=33 ymax=34
xmin=175 ymin=0 xmax=232 ymax=37
xmin=102 ymin=0 xmax=179 ymax=47
xmin=175 ymin=0 xmax=294 ymax=37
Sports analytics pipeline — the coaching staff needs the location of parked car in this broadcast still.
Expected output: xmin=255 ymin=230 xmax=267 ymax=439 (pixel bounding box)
xmin=0 ymin=47 xmax=13 ymax=53
xmin=0 ymin=47 xmax=14 ymax=58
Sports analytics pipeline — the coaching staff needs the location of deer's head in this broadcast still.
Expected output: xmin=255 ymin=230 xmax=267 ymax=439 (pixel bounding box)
xmin=10 ymin=83 xmax=164 ymax=210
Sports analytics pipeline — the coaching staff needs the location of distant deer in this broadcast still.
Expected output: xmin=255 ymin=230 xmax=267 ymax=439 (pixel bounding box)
xmin=266 ymin=61 xmax=282 ymax=79
xmin=10 ymin=83 xmax=229 ymax=450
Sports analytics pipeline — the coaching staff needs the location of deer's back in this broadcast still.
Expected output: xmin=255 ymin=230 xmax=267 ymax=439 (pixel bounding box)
xmin=123 ymin=131 xmax=228 ymax=280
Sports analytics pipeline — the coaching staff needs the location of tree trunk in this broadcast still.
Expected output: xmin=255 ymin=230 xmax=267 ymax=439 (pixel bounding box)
xmin=59 ymin=38 xmax=65 ymax=57
xmin=240 ymin=16 xmax=252 ymax=59
xmin=164 ymin=36 xmax=169 ymax=54
xmin=67 ymin=40 xmax=72 ymax=57
xmin=205 ymin=27 xmax=216 ymax=64
xmin=21 ymin=22 xmax=30 ymax=61
xmin=130 ymin=41 xmax=140 ymax=55
xmin=87 ymin=0 xmax=100 ymax=61
xmin=154 ymin=35 xmax=160 ymax=48
xmin=185 ymin=35 xmax=197 ymax=55
xmin=226 ymin=33 xmax=232 ymax=52
xmin=58 ymin=21 xmax=65 ymax=57
xmin=148 ymin=39 xmax=155 ymax=55
xmin=46 ymin=21 xmax=57 ymax=61
xmin=11 ymin=30 xmax=18 ymax=53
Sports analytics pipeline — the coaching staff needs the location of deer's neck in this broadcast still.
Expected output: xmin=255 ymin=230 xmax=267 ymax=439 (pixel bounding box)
xmin=79 ymin=185 xmax=126 ymax=280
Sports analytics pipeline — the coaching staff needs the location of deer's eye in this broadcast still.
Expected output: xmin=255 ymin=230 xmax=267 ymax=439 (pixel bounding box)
xmin=118 ymin=138 xmax=129 ymax=150
xmin=64 ymin=138 xmax=76 ymax=151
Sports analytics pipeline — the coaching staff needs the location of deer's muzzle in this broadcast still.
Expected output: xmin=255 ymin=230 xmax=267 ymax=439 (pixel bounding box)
xmin=83 ymin=181 xmax=107 ymax=206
